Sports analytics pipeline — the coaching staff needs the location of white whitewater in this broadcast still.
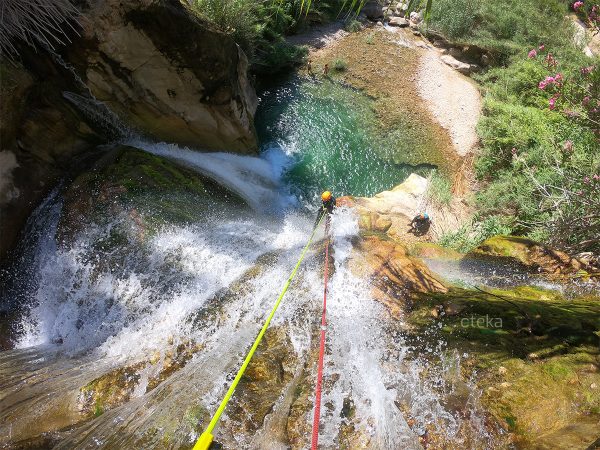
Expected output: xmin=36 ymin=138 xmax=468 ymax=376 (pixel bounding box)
xmin=1 ymin=142 xmax=493 ymax=449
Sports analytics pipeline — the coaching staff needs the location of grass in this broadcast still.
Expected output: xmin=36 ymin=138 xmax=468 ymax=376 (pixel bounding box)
xmin=345 ymin=18 xmax=362 ymax=32
xmin=427 ymin=169 xmax=452 ymax=206
xmin=332 ymin=57 xmax=348 ymax=71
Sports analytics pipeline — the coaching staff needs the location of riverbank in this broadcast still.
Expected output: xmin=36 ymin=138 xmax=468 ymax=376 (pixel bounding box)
xmin=294 ymin=23 xmax=481 ymax=243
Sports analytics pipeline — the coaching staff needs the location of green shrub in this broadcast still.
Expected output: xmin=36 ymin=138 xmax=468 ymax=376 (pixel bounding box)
xmin=190 ymin=0 xmax=260 ymax=54
xmin=333 ymin=58 xmax=348 ymax=71
xmin=256 ymin=41 xmax=308 ymax=72
xmin=428 ymin=0 xmax=480 ymax=39
xmin=473 ymin=46 xmax=600 ymax=253
xmin=440 ymin=216 xmax=513 ymax=253
xmin=189 ymin=0 xmax=365 ymax=73
xmin=345 ymin=19 xmax=362 ymax=32
xmin=365 ymin=32 xmax=375 ymax=45
xmin=428 ymin=0 xmax=574 ymax=61
xmin=427 ymin=170 xmax=452 ymax=206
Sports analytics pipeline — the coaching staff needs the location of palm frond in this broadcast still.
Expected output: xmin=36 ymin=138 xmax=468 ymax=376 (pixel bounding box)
xmin=0 ymin=0 xmax=80 ymax=60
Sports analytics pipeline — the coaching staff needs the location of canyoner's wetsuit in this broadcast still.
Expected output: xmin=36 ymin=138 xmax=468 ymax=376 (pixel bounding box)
xmin=315 ymin=196 xmax=336 ymax=229
xmin=411 ymin=213 xmax=431 ymax=235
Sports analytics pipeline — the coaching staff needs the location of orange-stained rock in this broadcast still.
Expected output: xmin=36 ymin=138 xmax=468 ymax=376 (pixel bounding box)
xmin=349 ymin=235 xmax=448 ymax=316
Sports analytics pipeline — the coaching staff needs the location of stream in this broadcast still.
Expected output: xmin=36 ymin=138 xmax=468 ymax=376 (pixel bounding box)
xmin=1 ymin=77 xmax=520 ymax=449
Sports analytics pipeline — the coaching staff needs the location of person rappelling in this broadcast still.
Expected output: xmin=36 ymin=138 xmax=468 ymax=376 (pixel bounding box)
xmin=410 ymin=212 xmax=431 ymax=235
xmin=315 ymin=191 xmax=336 ymax=228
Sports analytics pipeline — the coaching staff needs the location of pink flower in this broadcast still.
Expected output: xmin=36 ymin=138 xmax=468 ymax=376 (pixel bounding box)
xmin=583 ymin=96 xmax=591 ymax=105
xmin=549 ymin=98 xmax=556 ymax=110
xmin=593 ymin=174 xmax=600 ymax=180
xmin=511 ymin=147 xmax=517 ymax=155
xmin=539 ymin=44 xmax=545 ymax=51
xmin=545 ymin=76 xmax=556 ymax=83
xmin=581 ymin=65 xmax=595 ymax=75
xmin=528 ymin=49 xmax=537 ymax=58
xmin=554 ymin=73 xmax=563 ymax=82
xmin=584 ymin=176 xmax=591 ymax=183
xmin=574 ymin=1 xmax=584 ymax=11
xmin=538 ymin=80 xmax=547 ymax=90
xmin=577 ymin=190 xmax=584 ymax=196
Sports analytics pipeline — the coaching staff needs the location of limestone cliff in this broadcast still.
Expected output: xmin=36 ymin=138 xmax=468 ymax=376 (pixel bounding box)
xmin=69 ymin=0 xmax=258 ymax=152
xmin=0 ymin=0 xmax=258 ymax=264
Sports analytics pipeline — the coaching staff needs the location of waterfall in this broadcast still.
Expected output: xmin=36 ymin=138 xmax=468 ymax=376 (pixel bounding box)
xmin=1 ymin=74 xmax=499 ymax=448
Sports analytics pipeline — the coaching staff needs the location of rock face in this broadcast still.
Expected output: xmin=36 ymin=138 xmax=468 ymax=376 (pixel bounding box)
xmin=338 ymin=173 xmax=429 ymax=240
xmin=470 ymin=235 xmax=592 ymax=275
xmin=70 ymin=0 xmax=258 ymax=153
xmin=0 ymin=62 xmax=105 ymax=265
xmin=350 ymin=235 xmax=448 ymax=316
xmin=0 ymin=0 xmax=258 ymax=264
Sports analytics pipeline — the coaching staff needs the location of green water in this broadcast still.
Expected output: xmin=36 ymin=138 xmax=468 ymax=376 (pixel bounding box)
xmin=256 ymin=78 xmax=435 ymax=204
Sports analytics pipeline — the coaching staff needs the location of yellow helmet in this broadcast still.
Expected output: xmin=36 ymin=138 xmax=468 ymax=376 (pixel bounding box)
xmin=321 ymin=191 xmax=332 ymax=201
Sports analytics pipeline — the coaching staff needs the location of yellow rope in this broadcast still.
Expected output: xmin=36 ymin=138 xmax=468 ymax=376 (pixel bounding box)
xmin=193 ymin=213 xmax=325 ymax=450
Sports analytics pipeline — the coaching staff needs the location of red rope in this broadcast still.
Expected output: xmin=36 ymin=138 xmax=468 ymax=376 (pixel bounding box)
xmin=311 ymin=221 xmax=330 ymax=450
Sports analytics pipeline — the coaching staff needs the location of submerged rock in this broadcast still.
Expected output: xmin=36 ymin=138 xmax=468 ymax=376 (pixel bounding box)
xmin=59 ymin=145 xmax=243 ymax=242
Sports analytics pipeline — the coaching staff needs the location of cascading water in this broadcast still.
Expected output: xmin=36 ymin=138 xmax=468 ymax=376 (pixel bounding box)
xmin=1 ymin=77 xmax=503 ymax=449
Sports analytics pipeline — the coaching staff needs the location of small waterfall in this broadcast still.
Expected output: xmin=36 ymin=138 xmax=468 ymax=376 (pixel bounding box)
xmin=128 ymin=138 xmax=297 ymax=213
xmin=63 ymin=91 xmax=130 ymax=139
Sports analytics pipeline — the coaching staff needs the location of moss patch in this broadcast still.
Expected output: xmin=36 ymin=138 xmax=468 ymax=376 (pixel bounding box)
xmin=60 ymin=145 xmax=245 ymax=240
xmin=407 ymin=286 xmax=600 ymax=447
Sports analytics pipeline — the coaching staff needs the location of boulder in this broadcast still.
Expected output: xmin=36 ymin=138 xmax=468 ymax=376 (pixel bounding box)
xmin=469 ymin=235 xmax=592 ymax=275
xmin=409 ymin=10 xmax=423 ymax=24
xmin=362 ymin=1 xmax=384 ymax=20
xmin=389 ymin=17 xmax=409 ymax=27
xmin=338 ymin=173 xmax=429 ymax=239
xmin=440 ymin=54 xmax=472 ymax=74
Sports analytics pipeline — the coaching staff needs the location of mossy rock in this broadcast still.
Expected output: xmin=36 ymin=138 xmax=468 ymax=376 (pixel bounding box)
xmin=78 ymin=363 xmax=146 ymax=418
xmin=60 ymin=145 xmax=245 ymax=240
xmin=469 ymin=235 xmax=588 ymax=276
xmin=407 ymin=286 xmax=600 ymax=448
